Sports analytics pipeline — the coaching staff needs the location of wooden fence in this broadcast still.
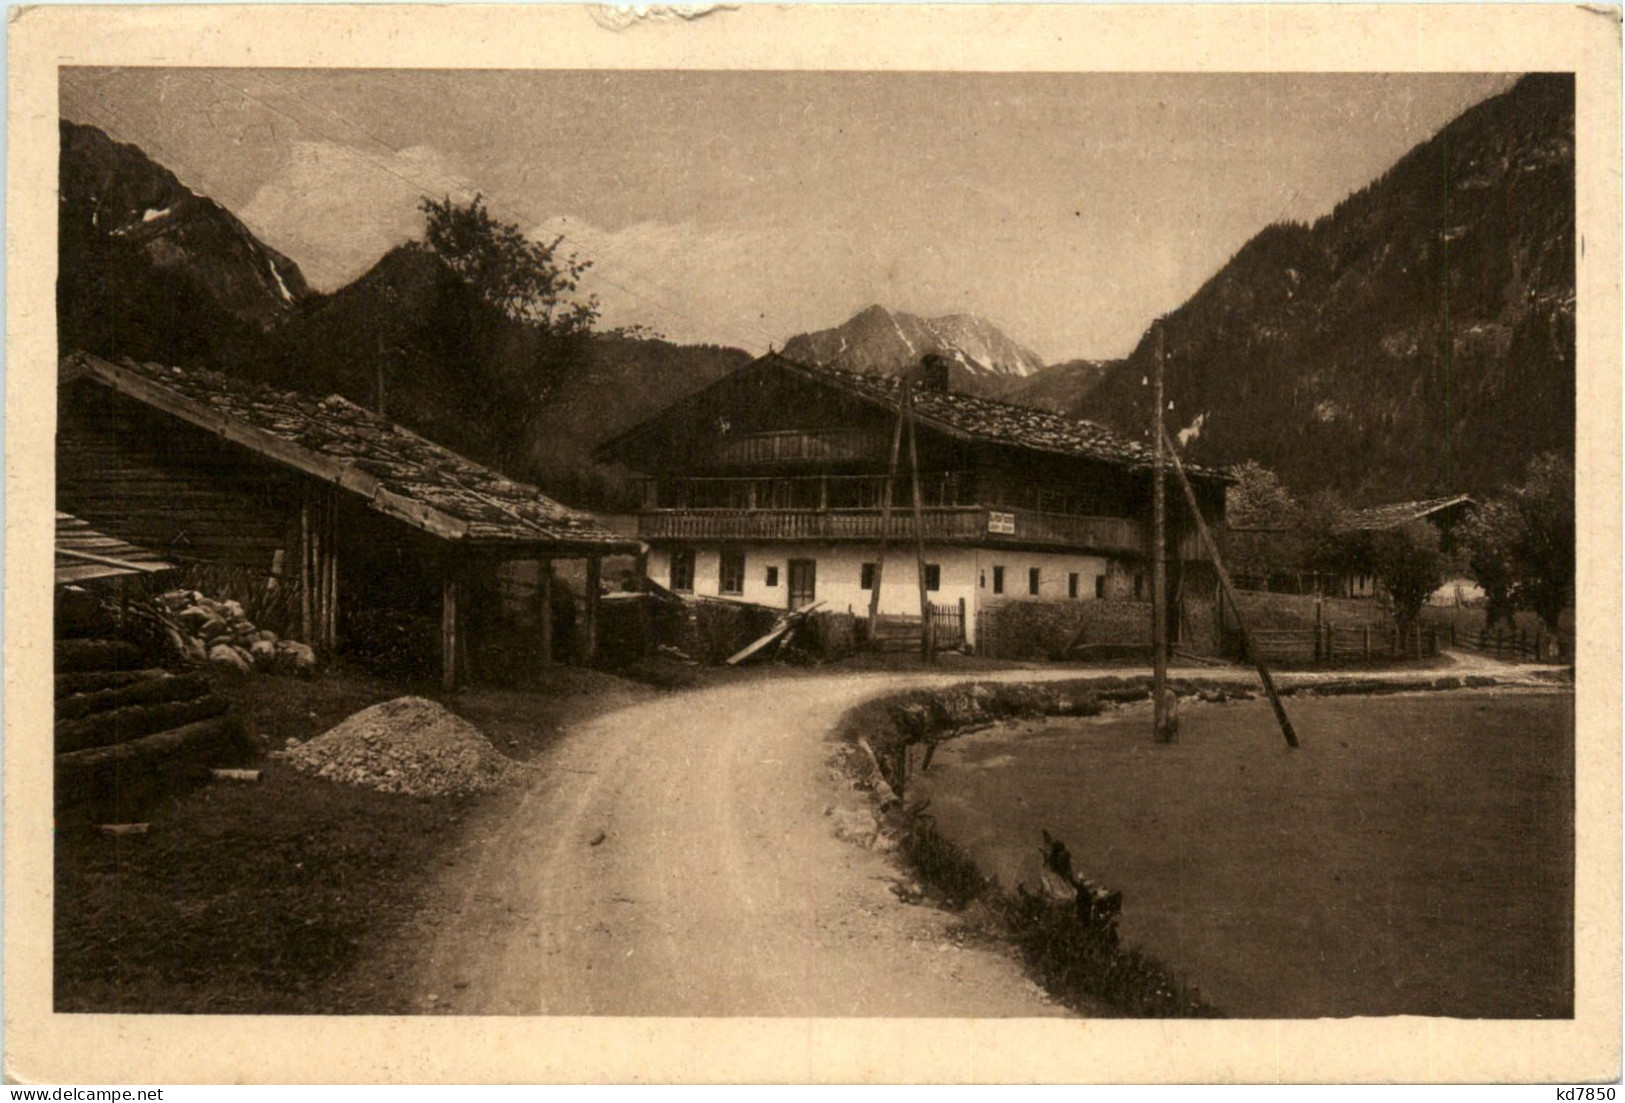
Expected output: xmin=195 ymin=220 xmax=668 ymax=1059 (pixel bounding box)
xmin=1450 ymin=624 xmax=1556 ymax=662
xmin=1240 ymin=623 xmax=1442 ymax=665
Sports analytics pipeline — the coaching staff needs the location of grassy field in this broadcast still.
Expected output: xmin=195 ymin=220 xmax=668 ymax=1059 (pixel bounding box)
xmin=910 ymin=689 xmax=1574 ymax=1018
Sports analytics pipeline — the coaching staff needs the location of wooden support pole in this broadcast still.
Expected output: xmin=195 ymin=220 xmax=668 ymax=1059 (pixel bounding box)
xmin=1151 ymin=326 xmax=1173 ymax=742
xmin=537 ymin=559 xmax=554 ymax=665
xmin=868 ymin=390 xmax=909 ymax=633
xmin=1160 ymin=423 xmax=1299 ymax=749
xmin=903 ymin=381 xmax=934 ymax=663
xmin=299 ymin=494 xmax=312 ymax=644
xmin=441 ymin=564 xmax=459 ymax=693
xmin=583 ymin=556 xmax=602 ymax=664
xmin=310 ymin=496 xmax=324 ymax=652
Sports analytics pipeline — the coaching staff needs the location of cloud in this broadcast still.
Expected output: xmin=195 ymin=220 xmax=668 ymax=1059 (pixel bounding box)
xmin=239 ymin=140 xmax=475 ymax=290
xmin=535 ymin=214 xmax=941 ymax=354
xmin=534 ymin=215 xmax=796 ymax=352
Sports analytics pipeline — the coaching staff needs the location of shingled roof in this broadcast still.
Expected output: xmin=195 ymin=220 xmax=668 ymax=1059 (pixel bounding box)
xmin=62 ymin=352 xmax=639 ymax=554
xmin=56 ymin=511 xmax=175 ymax=586
xmin=1343 ymin=494 xmax=1476 ymax=532
xmin=609 ymin=353 xmax=1230 ymax=481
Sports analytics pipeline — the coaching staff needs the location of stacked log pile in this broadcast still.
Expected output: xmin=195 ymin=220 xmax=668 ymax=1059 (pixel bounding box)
xmin=54 ymin=589 xmax=251 ymax=814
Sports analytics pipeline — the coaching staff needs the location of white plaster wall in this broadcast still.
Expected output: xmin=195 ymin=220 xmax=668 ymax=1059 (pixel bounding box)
xmin=973 ymin=547 xmax=1114 ymax=605
xmin=648 ymin=542 xmax=974 ymax=613
xmin=649 ymin=542 xmax=1125 ymax=647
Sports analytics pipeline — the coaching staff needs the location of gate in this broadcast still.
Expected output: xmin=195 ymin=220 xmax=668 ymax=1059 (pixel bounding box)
xmin=929 ymin=599 xmax=966 ymax=649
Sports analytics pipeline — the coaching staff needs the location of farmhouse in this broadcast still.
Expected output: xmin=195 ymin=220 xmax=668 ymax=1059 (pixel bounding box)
xmin=58 ymin=351 xmax=640 ymax=688
xmin=596 ymin=353 xmax=1232 ymax=648
xmin=1341 ymin=494 xmax=1478 ymax=598
xmin=1228 ymin=493 xmax=1477 ymax=598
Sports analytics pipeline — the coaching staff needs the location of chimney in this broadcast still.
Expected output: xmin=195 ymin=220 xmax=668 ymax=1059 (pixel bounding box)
xmin=918 ymin=353 xmax=951 ymax=394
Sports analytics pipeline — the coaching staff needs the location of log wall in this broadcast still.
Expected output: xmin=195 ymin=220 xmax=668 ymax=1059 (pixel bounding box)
xmin=57 ymin=381 xmax=301 ymax=575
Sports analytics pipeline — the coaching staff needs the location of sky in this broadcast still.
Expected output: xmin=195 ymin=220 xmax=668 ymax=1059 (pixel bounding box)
xmin=60 ymin=69 xmax=1517 ymax=361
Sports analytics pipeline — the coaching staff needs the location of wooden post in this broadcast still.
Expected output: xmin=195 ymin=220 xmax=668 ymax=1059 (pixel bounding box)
xmin=299 ymin=494 xmax=312 ymax=644
xmin=325 ymin=490 xmax=339 ymax=650
xmin=1363 ymin=625 xmax=1371 ymax=660
xmin=583 ymin=556 xmax=602 ymax=664
xmin=868 ymin=391 xmax=909 ymax=633
xmin=1313 ymin=598 xmax=1324 ymax=664
xmin=903 ymin=380 xmax=934 ymax=663
xmin=635 ymin=550 xmax=651 ymax=656
xmin=1325 ymin=623 xmax=1335 ymax=664
xmin=959 ymin=596 xmax=967 ymax=651
xmin=1160 ymin=423 xmax=1299 ymax=749
xmin=1151 ymin=326 xmax=1172 ymax=742
xmin=310 ymin=496 xmax=325 ymax=652
xmin=537 ymin=559 xmax=553 ymax=665
xmin=441 ymin=564 xmax=459 ymax=694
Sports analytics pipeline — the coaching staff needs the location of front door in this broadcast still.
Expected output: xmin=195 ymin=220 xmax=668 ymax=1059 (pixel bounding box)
xmin=787 ymin=558 xmax=817 ymax=609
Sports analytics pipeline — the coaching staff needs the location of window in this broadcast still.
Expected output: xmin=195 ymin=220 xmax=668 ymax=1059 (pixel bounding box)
xmin=1029 ymin=568 xmax=1041 ymax=596
xmin=1068 ymin=572 xmax=1079 ymax=599
xmin=925 ymin=564 xmax=941 ymax=592
xmin=992 ymin=566 xmax=1005 ymax=594
xmin=670 ymin=548 xmax=695 ymax=592
xmin=765 ymin=566 xmax=779 ymax=587
xmin=1095 ymin=574 xmax=1107 ymax=599
xmin=1134 ymin=572 xmax=1145 ymax=600
xmin=861 ymin=562 xmax=877 ymax=590
xmin=719 ymin=548 xmax=745 ymax=595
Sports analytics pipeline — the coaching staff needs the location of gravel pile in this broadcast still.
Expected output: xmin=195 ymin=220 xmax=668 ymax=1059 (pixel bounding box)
xmin=276 ymin=696 xmax=531 ymax=797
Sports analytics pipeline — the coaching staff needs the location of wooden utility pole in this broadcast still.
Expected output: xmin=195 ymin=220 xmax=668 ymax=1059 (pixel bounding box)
xmin=903 ymin=381 xmax=934 ymax=662
xmin=867 ymin=388 xmax=909 ymax=632
xmin=1152 ymin=326 xmax=1174 ymax=742
xmin=1160 ymin=423 xmax=1299 ymax=749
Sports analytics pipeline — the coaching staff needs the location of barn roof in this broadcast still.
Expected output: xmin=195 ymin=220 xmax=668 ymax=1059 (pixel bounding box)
xmin=601 ymin=353 xmax=1233 ymax=482
xmin=57 ymin=511 xmax=175 ymax=586
xmin=62 ymin=352 xmax=639 ymax=554
xmin=1342 ymin=494 xmax=1476 ymax=532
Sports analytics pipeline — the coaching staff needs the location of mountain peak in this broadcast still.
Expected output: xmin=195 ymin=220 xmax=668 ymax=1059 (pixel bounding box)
xmin=782 ymin=304 xmax=1046 ymax=387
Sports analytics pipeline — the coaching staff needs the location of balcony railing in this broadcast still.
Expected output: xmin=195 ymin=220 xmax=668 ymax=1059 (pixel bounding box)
xmin=636 ymin=506 xmax=1211 ymax=558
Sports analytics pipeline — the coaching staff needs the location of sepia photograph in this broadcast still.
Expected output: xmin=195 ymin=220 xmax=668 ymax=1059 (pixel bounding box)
xmin=5 ymin=2 xmax=1620 ymax=1086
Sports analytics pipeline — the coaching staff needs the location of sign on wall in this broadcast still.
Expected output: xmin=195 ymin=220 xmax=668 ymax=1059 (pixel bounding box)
xmin=988 ymin=511 xmax=1016 ymax=535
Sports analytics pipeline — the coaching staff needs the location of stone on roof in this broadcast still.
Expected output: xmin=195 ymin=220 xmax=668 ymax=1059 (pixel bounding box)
xmin=770 ymin=354 xmax=1233 ymax=481
xmin=1342 ymin=494 xmax=1476 ymax=532
xmin=63 ymin=352 xmax=638 ymax=553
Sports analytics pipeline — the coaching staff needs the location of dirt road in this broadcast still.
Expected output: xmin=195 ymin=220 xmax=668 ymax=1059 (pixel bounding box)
xmin=405 ymin=655 xmax=1559 ymax=1016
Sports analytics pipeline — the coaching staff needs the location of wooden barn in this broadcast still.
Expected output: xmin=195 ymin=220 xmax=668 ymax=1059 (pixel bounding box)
xmin=58 ymin=351 xmax=640 ymax=688
xmin=596 ymin=352 xmax=1232 ymax=649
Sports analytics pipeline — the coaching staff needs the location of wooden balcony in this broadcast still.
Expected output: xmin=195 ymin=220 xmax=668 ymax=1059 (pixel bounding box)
xmin=636 ymin=507 xmax=1209 ymax=558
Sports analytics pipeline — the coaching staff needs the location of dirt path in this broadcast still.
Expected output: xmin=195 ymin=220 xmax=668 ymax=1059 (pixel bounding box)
xmin=403 ymin=654 xmax=1560 ymax=1016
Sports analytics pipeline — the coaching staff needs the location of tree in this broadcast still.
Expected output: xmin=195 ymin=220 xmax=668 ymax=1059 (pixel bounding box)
xmin=1368 ymin=520 xmax=1449 ymax=633
xmin=1509 ymin=453 xmax=1575 ymax=632
xmin=1224 ymin=461 xmax=1298 ymax=585
xmin=419 ymin=194 xmax=598 ymax=331
xmin=1456 ymin=498 xmax=1522 ymax=630
xmin=1295 ymin=489 xmax=1358 ymax=591
xmin=413 ymin=195 xmax=603 ymax=471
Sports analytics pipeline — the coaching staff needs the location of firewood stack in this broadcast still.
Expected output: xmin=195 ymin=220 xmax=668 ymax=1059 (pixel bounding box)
xmin=54 ymin=591 xmax=251 ymax=816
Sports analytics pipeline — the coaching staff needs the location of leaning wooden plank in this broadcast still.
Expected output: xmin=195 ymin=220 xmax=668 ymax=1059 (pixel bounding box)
xmin=725 ymin=618 xmax=793 ymax=666
xmin=54 ymin=638 xmax=148 ymax=673
xmin=56 ymin=695 xmax=230 ymax=754
xmin=55 ymin=668 xmax=168 ymax=698
xmin=56 ymin=714 xmax=241 ymax=777
xmin=724 ymin=601 xmax=825 ymax=665
xmin=56 ymin=672 xmax=211 ymax=722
